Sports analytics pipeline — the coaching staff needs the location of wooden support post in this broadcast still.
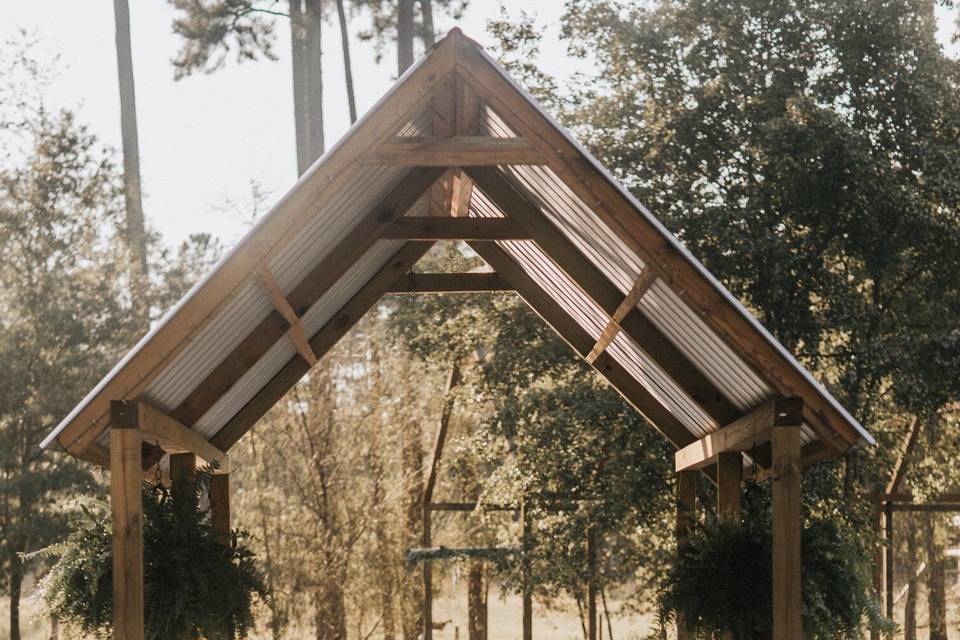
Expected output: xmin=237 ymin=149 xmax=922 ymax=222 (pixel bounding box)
xmin=772 ymin=419 xmax=802 ymax=640
xmin=521 ymin=499 xmax=533 ymax=640
xmin=587 ymin=527 xmax=598 ymax=640
xmin=210 ymin=473 xmax=231 ymax=544
xmin=110 ymin=401 xmax=144 ymax=640
xmin=884 ymin=502 xmax=894 ymax=620
xmin=676 ymin=471 xmax=697 ymax=640
xmin=717 ymin=452 xmax=743 ymax=522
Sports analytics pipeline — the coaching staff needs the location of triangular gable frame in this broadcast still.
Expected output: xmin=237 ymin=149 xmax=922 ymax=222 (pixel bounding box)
xmin=42 ymin=29 xmax=873 ymax=477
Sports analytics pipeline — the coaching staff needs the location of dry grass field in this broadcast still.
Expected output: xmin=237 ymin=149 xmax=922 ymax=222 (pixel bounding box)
xmin=3 ymin=579 xmax=660 ymax=640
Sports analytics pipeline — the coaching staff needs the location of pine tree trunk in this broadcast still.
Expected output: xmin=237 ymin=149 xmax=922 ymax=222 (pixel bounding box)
xmin=397 ymin=0 xmax=415 ymax=74
xmin=401 ymin=418 xmax=424 ymax=640
xmin=48 ymin=615 xmax=59 ymax=640
xmin=289 ymin=0 xmax=310 ymax=175
xmin=467 ymin=562 xmax=487 ymax=640
xmin=904 ymin=515 xmax=918 ymax=640
xmin=289 ymin=0 xmax=324 ymax=174
xmin=304 ymin=0 xmax=325 ymax=162
xmin=420 ymin=0 xmax=435 ymax=47
xmin=112 ymin=0 xmax=149 ymax=329
xmin=335 ymin=0 xmax=357 ymax=123
xmin=925 ymin=512 xmax=948 ymax=640
xmin=9 ymin=548 xmax=22 ymax=640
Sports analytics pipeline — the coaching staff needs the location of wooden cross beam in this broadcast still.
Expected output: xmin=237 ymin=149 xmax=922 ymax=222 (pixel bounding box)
xmin=586 ymin=267 xmax=658 ymax=364
xmin=368 ymin=136 xmax=544 ymax=166
xmin=674 ymin=397 xmax=803 ymax=472
xmin=128 ymin=401 xmax=229 ymax=472
xmin=381 ymin=217 xmax=529 ymax=240
xmin=255 ymin=266 xmax=318 ymax=366
xmin=387 ymin=272 xmax=513 ymax=293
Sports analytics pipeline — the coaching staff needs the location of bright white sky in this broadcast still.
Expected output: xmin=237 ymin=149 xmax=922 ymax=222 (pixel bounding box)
xmin=5 ymin=2 xmax=959 ymax=250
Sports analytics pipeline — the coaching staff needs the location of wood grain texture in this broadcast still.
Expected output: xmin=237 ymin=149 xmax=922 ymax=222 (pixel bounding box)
xmin=369 ymin=136 xmax=543 ymax=165
xmin=467 ymin=167 xmax=741 ymax=429
xmin=110 ymin=407 xmax=144 ymax=640
xmin=772 ymin=422 xmax=803 ymax=640
xmin=209 ymin=241 xmax=434 ymax=451
xmin=468 ymin=241 xmax=697 ymax=449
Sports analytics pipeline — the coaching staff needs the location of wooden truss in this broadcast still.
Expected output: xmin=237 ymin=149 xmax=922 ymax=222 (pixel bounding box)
xmin=42 ymin=29 xmax=871 ymax=640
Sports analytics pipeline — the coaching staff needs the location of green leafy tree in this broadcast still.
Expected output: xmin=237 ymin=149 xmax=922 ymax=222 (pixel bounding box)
xmin=0 ymin=106 xmax=139 ymax=640
xmin=0 ymin=39 xmax=222 ymax=638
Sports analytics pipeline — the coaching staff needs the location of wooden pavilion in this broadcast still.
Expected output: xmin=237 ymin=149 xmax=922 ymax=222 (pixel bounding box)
xmin=41 ymin=29 xmax=874 ymax=640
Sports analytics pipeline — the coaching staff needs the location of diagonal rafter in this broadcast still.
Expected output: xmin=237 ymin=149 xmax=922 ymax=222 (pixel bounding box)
xmin=210 ymin=241 xmax=434 ymax=451
xmin=57 ymin=42 xmax=462 ymax=460
xmin=73 ymin=170 xmax=446 ymax=459
xmin=466 ymin=167 xmax=742 ymax=429
xmin=158 ymin=168 xmax=444 ymax=433
xmin=586 ymin=267 xmax=658 ymax=364
xmin=254 ymin=266 xmax=318 ymax=366
xmin=453 ymin=48 xmax=862 ymax=452
xmin=467 ymin=240 xmax=696 ymax=449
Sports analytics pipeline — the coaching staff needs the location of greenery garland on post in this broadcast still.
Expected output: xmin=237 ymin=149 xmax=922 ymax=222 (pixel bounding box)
xmin=31 ymin=467 xmax=267 ymax=640
xmin=656 ymin=514 xmax=892 ymax=640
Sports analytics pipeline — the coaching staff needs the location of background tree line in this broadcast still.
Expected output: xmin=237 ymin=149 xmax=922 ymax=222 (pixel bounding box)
xmin=2 ymin=0 xmax=960 ymax=638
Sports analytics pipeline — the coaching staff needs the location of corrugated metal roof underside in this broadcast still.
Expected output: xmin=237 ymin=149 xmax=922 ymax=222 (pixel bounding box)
xmin=94 ymin=116 xmax=435 ymax=448
xmin=99 ymin=95 xmax=820 ymax=451
xmin=472 ymin=190 xmax=719 ymax=438
xmin=480 ymin=102 xmax=776 ymax=410
xmin=192 ymin=241 xmax=405 ymax=439
xmin=137 ymin=163 xmax=412 ymax=413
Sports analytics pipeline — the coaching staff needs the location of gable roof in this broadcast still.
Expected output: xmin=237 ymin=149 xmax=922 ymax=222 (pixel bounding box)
xmin=42 ymin=29 xmax=873 ymax=469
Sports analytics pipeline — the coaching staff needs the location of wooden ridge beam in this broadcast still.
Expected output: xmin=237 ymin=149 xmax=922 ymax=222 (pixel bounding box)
xmin=586 ymin=267 xmax=658 ymax=364
xmin=368 ymin=136 xmax=544 ymax=166
xmin=465 ymin=167 xmax=742 ymax=428
xmin=381 ymin=216 xmax=529 ymax=240
xmin=468 ymin=240 xmax=697 ymax=450
xmin=387 ymin=272 xmax=512 ymax=293
xmin=255 ymin=267 xmax=318 ymax=366
xmin=675 ymin=398 xmax=802 ymax=472
xmin=210 ymin=241 xmax=434 ymax=451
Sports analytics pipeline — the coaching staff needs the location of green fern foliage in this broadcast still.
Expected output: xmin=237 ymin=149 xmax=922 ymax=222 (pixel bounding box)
xmin=37 ymin=469 xmax=267 ymax=640
xmin=658 ymin=516 xmax=891 ymax=640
